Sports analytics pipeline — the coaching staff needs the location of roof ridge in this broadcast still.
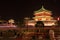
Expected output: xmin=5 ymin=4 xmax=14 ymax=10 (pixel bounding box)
xmin=34 ymin=6 xmax=51 ymax=13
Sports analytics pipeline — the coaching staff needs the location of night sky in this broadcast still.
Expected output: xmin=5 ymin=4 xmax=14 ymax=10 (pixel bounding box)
xmin=0 ymin=0 xmax=60 ymax=20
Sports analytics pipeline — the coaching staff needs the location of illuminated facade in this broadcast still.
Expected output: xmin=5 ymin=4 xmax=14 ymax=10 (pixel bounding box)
xmin=8 ymin=19 xmax=16 ymax=27
xmin=24 ymin=17 xmax=36 ymax=27
xmin=33 ymin=6 xmax=57 ymax=26
xmin=0 ymin=19 xmax=16 ymax=27
xmin=33 ymin=6 xmax=52 ymax=21
xmin=24 ymin=6 xmax=57 ymax=26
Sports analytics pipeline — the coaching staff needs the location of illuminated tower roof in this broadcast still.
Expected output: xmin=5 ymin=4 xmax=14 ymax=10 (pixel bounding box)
xmin=33 ymin=6 xmax=57 ymax=26
xmin=34 ymin=6 xmax=52 ymax=16
xmin=34 ymin=6 xmax=51 ymax=13
xmin=33 ymin=6 xmax=53 ymax=21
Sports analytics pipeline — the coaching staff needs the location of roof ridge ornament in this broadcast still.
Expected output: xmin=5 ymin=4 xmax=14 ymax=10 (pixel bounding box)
xmin=34 ymin=5 xmax=51 ymax=13
xmin=41 ymin=5 xmax=45 ymax=10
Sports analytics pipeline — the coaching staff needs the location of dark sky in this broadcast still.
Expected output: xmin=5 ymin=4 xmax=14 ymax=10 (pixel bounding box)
xmin=0 ymin=0 xmax=60 ymax=20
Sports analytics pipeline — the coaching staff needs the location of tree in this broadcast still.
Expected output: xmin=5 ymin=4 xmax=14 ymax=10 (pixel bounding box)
xmin=35 ymin=21 xmax=44 ymax=28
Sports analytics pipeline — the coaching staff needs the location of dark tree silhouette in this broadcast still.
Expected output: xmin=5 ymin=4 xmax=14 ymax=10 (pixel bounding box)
xmin=35 ymin=21 xmax=44 ymax=28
